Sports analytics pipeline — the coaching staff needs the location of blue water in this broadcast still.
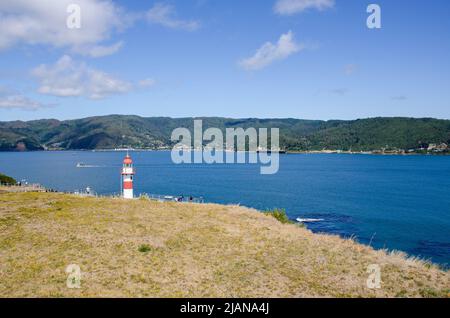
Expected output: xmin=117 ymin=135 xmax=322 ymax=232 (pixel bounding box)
xmin=1 ymin=151 xmax=449 ymax=266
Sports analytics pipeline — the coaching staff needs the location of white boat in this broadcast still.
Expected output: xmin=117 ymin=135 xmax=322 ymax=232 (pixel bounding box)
xmin=296 ymin=218 xmax=324 ymax=223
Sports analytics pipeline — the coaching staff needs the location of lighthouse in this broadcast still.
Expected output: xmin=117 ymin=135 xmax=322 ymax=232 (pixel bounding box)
xmin=121 ymin=153 xmax=135 ymax=199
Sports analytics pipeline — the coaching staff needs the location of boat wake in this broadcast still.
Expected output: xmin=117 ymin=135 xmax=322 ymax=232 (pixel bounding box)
xmin=296 ymin=218 xmax=324 ymax=223
xmin=76 ymin=163 xmax=103 ymax=168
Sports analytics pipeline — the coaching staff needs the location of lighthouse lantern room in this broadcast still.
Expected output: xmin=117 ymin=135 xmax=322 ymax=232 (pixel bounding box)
xmin=121 ymin=153 xmax=135 ymax=199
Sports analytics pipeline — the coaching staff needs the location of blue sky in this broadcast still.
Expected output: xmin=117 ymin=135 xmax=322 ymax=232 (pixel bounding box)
xmin=0 ymin=0 xmax=449 ymax=121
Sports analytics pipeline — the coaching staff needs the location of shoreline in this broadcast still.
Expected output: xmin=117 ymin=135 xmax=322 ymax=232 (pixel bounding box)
xmin=1 ymin=148 xmax=449 ymax=156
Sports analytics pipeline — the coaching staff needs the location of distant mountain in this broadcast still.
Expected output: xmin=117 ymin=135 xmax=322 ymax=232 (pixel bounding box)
xmin=1 ymin=115 xmax=450 ymax=152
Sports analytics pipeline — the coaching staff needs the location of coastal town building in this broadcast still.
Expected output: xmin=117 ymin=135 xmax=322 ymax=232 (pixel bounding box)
xmin=427 ymin=143 xmax=448 ymax=152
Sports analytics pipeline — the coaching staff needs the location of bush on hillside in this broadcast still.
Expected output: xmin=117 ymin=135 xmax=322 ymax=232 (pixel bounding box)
xmin=264 ymin=208 xmax=292 ymax=224
xmin=0 ymin=173 xmax=16 ymax=185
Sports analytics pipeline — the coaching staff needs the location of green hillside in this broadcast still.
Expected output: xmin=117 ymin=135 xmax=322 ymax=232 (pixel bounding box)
xmin=0 ymin=115 xmax=449 ymax=152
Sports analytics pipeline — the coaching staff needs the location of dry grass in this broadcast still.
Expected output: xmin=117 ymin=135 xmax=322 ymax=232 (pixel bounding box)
xmin=0 ymin=185 xmax=45 ymax=193
xmin=0 ymin=188 xmax=448 ymax=298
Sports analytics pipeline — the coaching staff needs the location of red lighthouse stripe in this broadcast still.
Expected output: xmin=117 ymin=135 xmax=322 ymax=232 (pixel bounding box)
xmin=123 ymin=181 xmax=133 ymax=189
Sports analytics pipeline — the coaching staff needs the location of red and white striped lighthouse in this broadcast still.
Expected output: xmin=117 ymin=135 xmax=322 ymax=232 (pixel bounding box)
xmin=121 ymin=153 xmax=135 ymax=199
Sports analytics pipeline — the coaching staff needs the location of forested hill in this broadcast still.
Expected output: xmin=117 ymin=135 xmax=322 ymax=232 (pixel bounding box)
xmin=1 ymin=115 xmax=450 ymax=152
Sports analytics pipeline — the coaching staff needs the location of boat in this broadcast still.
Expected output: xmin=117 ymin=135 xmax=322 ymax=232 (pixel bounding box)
xmin=296 ymin=218 xmax=324 ymax=223
xmin=256 ymin=149 xmax=287 ymax=154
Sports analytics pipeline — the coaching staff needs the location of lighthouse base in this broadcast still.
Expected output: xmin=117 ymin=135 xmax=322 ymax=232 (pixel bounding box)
xmin=123 ymin=189 xmax=133 ymax=199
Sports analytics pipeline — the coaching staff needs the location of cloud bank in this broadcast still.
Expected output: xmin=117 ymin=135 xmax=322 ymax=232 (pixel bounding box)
xmin=32 ymin=55 xmax=133 ymax=99
xmin=0 ymin=1 xmax=200 ymax=57
xmin=0 ymin=0 xmax=131 ymax=57
xmin=0 ymin=94 xmax=51 ymax=111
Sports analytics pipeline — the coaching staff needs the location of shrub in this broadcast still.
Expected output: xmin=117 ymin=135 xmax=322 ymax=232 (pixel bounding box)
xmin=264 ymin=208 xmax=292 ymax=224
xmin=264 ymin=208 xmax=306 ymax=228
xmin=138 ymin=244 xmax=152 ymax=253
xmin=0 ymin=173 xmax=16 ymax=185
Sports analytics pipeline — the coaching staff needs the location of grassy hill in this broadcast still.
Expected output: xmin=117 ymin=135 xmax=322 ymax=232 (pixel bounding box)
xmin=1 ymin=115 xmax=450 ymax=152
xmin=0 ymin=188 xmax=448 ymax=297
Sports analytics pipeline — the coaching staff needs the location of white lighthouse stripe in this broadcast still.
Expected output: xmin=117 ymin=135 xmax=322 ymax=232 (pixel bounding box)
xmin=123 ymin=189 xmax=133 ymax=199
xmin=122 ymin=167 xmax=134 ymax=174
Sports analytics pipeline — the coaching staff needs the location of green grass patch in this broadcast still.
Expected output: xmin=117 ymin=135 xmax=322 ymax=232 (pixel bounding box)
xmin=264 ymin=208 xmax=307 ymax=228
xmin=264 ymin=208 xmax=293 ymax=224
xmin=138 ymin=244 xmax=152 ymax=253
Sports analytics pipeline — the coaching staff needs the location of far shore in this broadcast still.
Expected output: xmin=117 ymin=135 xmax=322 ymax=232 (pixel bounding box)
xmin=1 ymin=148 xmax=449 ymax=156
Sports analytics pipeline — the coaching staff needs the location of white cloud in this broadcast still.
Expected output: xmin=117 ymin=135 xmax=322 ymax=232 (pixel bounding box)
xmin=32 ymin=55 xmax=132 ymax=99
xmin=74 ymin=41 xmax=125 ymax=58
xmin=274 ymin=0 xmax=335 ymax=15
xmin=0 ymin=1 xmax=199 ymax=56
xmin=146 ymin=3 xmax=200 ymax=31
xmin=0 ymin=0 xmax=131 ymax=57
xmin=239 ymin=31 xmax=303 ymax=71
xmin=0 ymin=94 xmax=51 ymax=111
